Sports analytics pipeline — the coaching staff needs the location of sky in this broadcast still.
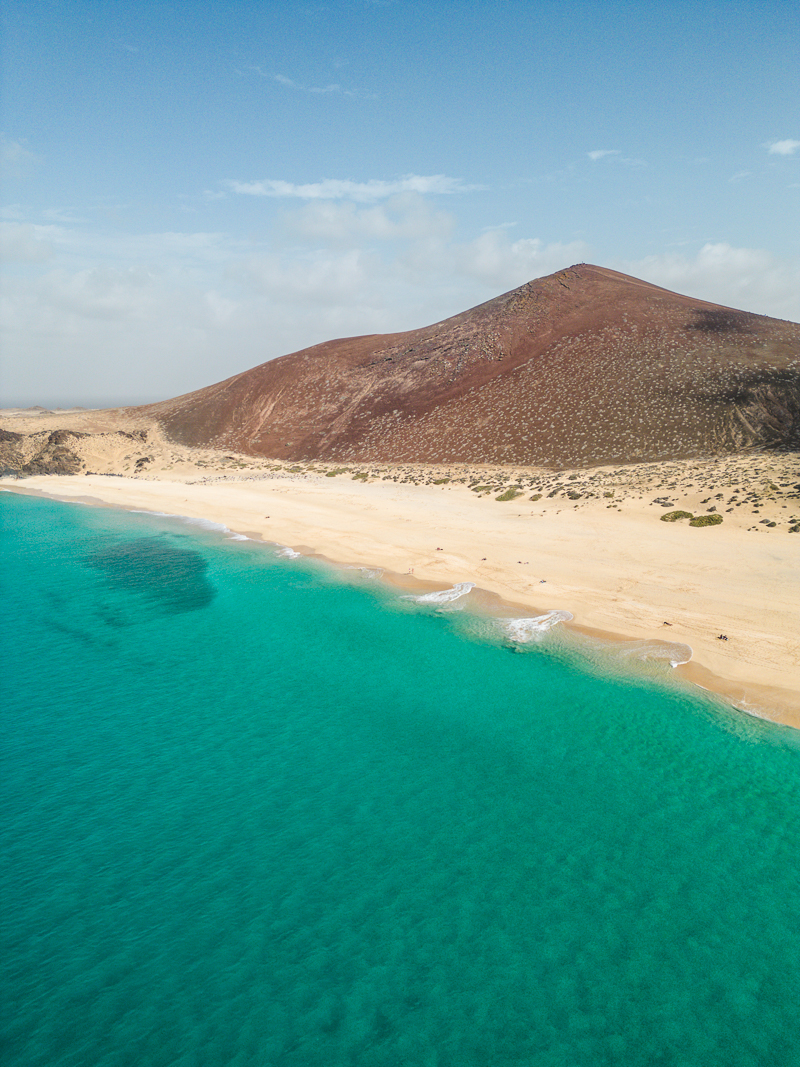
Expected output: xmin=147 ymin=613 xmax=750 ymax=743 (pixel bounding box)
xmin=1 ymin=0 xmax=799 ymax=408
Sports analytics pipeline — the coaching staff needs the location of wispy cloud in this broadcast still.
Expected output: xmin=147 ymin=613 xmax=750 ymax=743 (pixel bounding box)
xmin=224 ymin=175 xmax=485 ymax=202
xmin=1 ymin=135 xmax=41 ymax=178
xmin=272 ymin=72 xmax=342 ymax=94
xmin=728 ymin=171 xmax=750 ymax=183
xmin=241 ymin=66 xmax=372 ymax=98
xmin=41 ymin=208 xmax=89 ymax=224
xmin=587 ymin=149 xmax=646 ymax=167
xmin=767 ymin=139 xmax=800 ymax=156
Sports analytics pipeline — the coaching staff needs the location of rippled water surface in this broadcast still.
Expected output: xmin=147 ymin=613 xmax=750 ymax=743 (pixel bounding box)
xmin=2 ymin=493 xmax=799 ymax=1067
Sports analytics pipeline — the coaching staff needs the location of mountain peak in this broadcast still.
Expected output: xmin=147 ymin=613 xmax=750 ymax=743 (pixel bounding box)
xmin=142 ymin=266 xmax=800 ymax=467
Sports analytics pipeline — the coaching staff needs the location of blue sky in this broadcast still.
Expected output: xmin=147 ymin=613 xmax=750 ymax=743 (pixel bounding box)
xmin=2 ymin=0 xmax=798 ymax=406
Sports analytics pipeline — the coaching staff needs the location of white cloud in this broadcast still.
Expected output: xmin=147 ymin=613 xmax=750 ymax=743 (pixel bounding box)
xmin=273 ymin=72 xmax=341 ymax=93
xmin=241 ymin=67 xmax=370 ymax=98
xmin=224 ymin=174 xmax=483 ymax=201
xmin=0 ymin=204 xmax=580 ymax=405
xmin=617 ymin=243 xmax=800 ymax=320
xmin=3 ymin=205 xmax=797 ymax=409
xmin=40 ymin=265 xmax=158 ymax=321
xmin=1 ymin=135 xmax=41 ymax=178
xmin=587 ymin=149 xmax=645 ymax=168
xmin=767 ymin=139 xmax=800 ymax=156
xmin=403 ymin=229 xmax=589 ymax=293
xmin=40 ymin=208 xmax=89 ymax=224
xmin=281 ymin=195 xmax=455 ymax=244
xmin=0 ymin=222 xmax=54 ymax=262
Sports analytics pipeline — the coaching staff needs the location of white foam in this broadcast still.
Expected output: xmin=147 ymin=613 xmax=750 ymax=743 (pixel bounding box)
xmin=615 ymin=640 xmax=693 ymax=668
xmin=732 ymin=699 xmax=769 ymax=721
xmin=277 ymin=547 xmax=301 ymax=559
xmin=669 ymin=647 xmax=693 ymax=668
xmin=129 ymin=508 xmax=233 ymax=532
xmin=129 ymin=509 xmax=258 ymax=542
xmin=181 ymin=516 xmax=231 ymax=533
xmin=502 ymin=610 xmax=574 ymax=642
xmin=401 ymin=581 xmax=475 ymax=604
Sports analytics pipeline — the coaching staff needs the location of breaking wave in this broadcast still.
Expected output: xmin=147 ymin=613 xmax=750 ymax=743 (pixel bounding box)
xmin=277 ymin=547 xmax=301 ymax=559
xmin=401 ymin=582 xmax=475 ymax=604
xmin=501 ymin=610 xmax=574 ymax=643
xmin=130 ymin=510 xmax=247 ymax=539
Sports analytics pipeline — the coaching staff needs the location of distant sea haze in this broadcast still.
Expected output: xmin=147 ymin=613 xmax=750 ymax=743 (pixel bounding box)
xmin=3 ymin=492 xmax=800 ymax=1067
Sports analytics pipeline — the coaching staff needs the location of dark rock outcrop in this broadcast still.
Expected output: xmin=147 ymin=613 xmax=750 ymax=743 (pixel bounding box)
xmin=21 ymin=430 xmax=85 ymax=475
xmin=0 ymin=428 xmax=25 ymax=477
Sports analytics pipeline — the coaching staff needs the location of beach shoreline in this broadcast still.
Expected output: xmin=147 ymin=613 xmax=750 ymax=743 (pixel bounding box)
xmin=5 ymin=465 xmax=799 ymax=731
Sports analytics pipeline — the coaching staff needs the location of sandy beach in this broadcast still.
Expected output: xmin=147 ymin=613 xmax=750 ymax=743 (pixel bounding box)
xmin=4 ymin=429 xmax=799 ymax=729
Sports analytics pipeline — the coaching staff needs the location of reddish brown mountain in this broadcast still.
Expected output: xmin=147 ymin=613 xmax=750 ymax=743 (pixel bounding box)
xmin=141 ymin=264 xmax=800 ymax=467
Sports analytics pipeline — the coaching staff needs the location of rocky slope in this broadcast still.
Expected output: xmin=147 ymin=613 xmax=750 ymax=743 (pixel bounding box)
xmin=140 ymin=264 xmax=800 ymax=467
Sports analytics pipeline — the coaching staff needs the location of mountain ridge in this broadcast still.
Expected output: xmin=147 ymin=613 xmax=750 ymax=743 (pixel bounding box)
xmin=139 ymin=263 xmax=800 ymax=468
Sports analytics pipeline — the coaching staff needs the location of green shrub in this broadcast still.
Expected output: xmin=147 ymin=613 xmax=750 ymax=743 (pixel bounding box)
xmin=689 ymin=514 xmax=723 ymax=527
xmin=433 ymin=478 xmax=449 ymax=484
xmin=496 ymin=488 xmax=522 ymax=501
xmin=529 ymin=493 xmax=542 ymax=501
xmin=661 ymin=510 xmax=694 ymax=522
xmin=352 ymin=472 xmax=368 ymax=481
xmin=471 ymin=485 xmax=491 ymax=493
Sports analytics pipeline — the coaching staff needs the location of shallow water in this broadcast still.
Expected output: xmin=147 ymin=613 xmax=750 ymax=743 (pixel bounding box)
xmin=2 ymin=493 xmax=800 ymax=1067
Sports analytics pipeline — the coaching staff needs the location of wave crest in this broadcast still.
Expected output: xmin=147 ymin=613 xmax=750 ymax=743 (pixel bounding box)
xmin=401 ymin=582 xmax=476 ymax=604
xmin=501 ymin=610 xmax=574 ymax=643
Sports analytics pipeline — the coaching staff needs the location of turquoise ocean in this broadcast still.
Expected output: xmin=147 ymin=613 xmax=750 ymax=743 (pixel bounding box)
xmin=2 ymin=491 xmax=800 ymax=1067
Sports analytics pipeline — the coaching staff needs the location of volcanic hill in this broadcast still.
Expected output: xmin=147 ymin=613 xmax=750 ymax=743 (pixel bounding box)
xmin=142 ymin=264 xmax=800 ymax=468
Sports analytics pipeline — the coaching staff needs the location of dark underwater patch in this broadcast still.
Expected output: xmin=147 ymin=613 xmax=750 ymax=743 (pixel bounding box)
xmin=85 ymin=537 xmax=215 ymax=615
